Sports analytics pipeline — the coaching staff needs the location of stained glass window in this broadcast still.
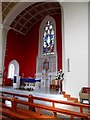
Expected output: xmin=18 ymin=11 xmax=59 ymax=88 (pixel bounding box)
xmin=43 ymin=20 xmax=55 ymax=55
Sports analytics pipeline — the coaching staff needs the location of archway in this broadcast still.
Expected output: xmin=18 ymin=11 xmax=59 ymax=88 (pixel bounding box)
xmin=2 ymin=1 xmax=65 ymax=91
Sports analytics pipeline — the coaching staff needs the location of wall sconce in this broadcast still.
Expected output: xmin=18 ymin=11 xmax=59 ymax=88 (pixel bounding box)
xmin=67 ymin=58 xmax=70 ymax=72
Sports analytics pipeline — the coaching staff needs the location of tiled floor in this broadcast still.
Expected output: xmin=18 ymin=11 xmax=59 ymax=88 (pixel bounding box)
xmin=0 ymin=86 xmax=67 ymax=101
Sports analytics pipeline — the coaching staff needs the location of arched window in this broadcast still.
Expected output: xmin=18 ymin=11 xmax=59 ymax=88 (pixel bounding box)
xmin=43 ymin=20 xmax=55 ymax=55
xmin=8 ymin=63 xmax=15 ymax=79
xmin=36 ymin=16 xmax=57 ymax=77
xmin=8 ymin=60 xmax=19 ymax=79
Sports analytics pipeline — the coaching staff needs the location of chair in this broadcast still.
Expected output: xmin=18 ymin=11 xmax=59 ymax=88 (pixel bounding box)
xmin=79 ymin=87 xmax=90 ymax=103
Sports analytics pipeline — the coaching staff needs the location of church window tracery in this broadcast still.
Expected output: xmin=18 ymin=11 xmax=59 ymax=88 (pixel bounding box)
xmin=43 ymin=20 xmax=55 ymax=55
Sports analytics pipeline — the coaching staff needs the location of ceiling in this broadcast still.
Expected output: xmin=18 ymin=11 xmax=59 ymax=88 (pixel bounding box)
xmin=2 ymin=0 xmax=17 ymax=20
xmin=2 ymin=2 xmax=61 ymax=35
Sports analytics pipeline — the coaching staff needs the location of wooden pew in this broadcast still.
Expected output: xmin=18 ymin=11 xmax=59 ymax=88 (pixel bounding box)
xmin=15 ymin=98 xmax=89 ymax=118
xmin=1 ymin=91 xmax=90 ymax=119
xmin=0 ymin=96 xmax=56 ymax=119
xmin=0 ymin=97 xmax=30 ymax=119
xmin=0 ymin=107 xmax=31 ymax=120
xmin=0 ymin=96 xmax=88 ymax=119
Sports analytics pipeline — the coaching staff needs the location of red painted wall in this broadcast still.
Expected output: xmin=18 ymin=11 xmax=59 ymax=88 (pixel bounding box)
xmin=4 ymin=14 xmax=62 ymax=85
xmin=4 ymin=29 xmax=25 ymax=85
xmin=53 ymin=14 xmax=62 ymax=70
xmin=23 ymin=14 xmax=62 ymax=78
xmin=23 ymin=22 xmax=40 ymax=78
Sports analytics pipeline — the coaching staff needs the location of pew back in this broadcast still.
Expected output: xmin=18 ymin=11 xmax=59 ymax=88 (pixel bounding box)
xmin=1 ymin=91 xmax=90 ymax=119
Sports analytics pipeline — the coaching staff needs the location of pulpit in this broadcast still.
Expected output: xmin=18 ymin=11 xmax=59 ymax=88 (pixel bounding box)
xmin=50 ymin=69 xmax=64 ymax=93
xmin=58 ymin=79 xmax=63 ymax=93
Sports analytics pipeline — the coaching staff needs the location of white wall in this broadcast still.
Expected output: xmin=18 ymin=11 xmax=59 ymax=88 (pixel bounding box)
xmin=0 ymin=2 xmax=3 ymax=84
xmin=61 ymin=2 xmax=88 ymax=99
xmin=88 ymin=2 xmax=90 ymax=87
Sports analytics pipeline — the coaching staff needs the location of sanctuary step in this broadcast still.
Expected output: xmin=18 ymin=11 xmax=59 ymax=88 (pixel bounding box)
xmin=0 ymin=86 xmax=78 ymax=103
xmin=62 ymin=91 xmax=78 ymax=103
xmin=0 ymin=86 xmax=68 ymax=101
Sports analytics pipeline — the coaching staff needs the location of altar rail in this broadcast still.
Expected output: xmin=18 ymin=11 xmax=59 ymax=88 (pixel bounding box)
xmin=1 ymin=91 xmax=90 ymax=119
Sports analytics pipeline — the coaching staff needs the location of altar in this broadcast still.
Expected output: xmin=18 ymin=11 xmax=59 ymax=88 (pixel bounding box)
xmin=20 ymin=78 xmax=41 ymax=83
xmin=19 ymin=78 xmax=41 ymax=90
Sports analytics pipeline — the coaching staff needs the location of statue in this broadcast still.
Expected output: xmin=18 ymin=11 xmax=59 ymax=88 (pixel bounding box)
xmin=41 ymin=58 xmax=49 ymax=88
xmin=43 ymin=58 xmax=49 ymax=71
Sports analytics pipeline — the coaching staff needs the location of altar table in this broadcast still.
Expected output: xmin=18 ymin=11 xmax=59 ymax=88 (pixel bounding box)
xmin=20 ymin=78 xmax=41 ymax=83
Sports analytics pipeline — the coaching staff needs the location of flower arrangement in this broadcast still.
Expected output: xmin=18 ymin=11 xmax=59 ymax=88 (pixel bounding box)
xmin=55 ymin=69 xmax=64 ymax=80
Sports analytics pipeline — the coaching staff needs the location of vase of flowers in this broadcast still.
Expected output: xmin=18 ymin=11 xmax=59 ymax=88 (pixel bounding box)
xmin=56 ymin=69 xmax=64 ymax=80
xmin=55 ymin=69 xmax=64 ymax=93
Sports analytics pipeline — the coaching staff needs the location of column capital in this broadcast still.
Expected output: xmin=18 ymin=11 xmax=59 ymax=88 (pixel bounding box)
xmin=0 ymin=23 xmax=11 ymax=31
xmin=0 ymin=23 xmax=3 ymax=28
xmin=3 ymin=24 xmax=11 ymax=31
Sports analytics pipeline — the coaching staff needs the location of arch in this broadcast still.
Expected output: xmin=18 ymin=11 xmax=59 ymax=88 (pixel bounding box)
xmin=36 ymin=15 xmax=58 ymax=81
xmin=3 ymin=1 xmax=65 ymax=90
xmin=8 ymin=60 xmax=19 ymax=79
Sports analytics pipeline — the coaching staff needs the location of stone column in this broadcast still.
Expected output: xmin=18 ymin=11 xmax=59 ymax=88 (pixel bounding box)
xmin=0 ymin=1 xmax=3 ymax=85
xmin=2 ymin=25 xmax=9 ymax=86
xmin=0 ymin=23 xmax=9 ymax=85
xmin=0 ymin=24 xmax=3 ymax=85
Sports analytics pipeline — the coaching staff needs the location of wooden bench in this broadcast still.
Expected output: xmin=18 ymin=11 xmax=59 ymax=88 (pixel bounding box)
xmin=0 ymin=97 xmax=30 ymax=119
xmin=16 ymin=98 xmax=89 ymax=118
xmin=0 ymin=96 xmax=88 ymax=119
xmin=0 ymin=96 xmax=56 ymax=119
xmin=1 ymin=91 xmax=90 ymax=119
xmin=0 ymin=107 xmax=30 ymax=120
